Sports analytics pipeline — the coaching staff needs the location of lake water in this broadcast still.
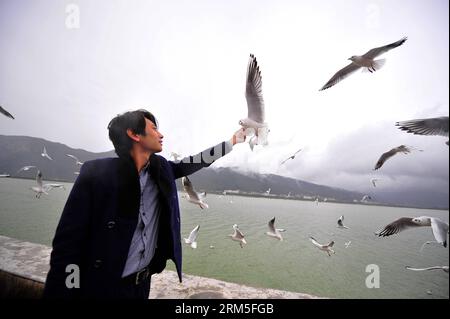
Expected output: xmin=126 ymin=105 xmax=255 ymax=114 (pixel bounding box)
xmin=0 ymin=177 xmax=448 ymax=299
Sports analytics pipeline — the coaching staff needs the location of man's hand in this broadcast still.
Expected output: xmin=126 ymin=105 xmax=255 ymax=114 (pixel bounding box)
xmin=231 ymin=128 xmax=247 ymax=145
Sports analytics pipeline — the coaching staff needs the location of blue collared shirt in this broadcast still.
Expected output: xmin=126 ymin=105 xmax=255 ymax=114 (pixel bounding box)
xmin=122 ymin=162 xmax=161 ymax=278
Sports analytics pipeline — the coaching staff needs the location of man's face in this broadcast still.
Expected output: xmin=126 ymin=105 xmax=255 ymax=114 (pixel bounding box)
xmin=138 ymin=118 xmax=164 ymax=153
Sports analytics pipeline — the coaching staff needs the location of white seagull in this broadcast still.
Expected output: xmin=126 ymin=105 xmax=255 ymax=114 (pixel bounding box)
xmin=181 ymin=176 xmax=209 ymax=209
xmin=374 ymin=145 xmax=413 ymax=170
xmin=361 ymin=195 xmax=372 ymax=202
xmin=309 ymin=237 xmax=335 ymax=256
xmin=0 ymin=174 xmax=11 ymax=178
xmin=344 ymin=241 xmax=352 ymax=248
xmin=66 ymin=154 xmax=84 ymax=166
xmin=41 ymin=146 xmax=53 ymax=161
xmin=370 ymin=178 xmax=379 ymax=187
xmin=228 ymin=224 xmax=247 ymax=248
xmin=337 ymin=215 xmax=349 ymax=229
xmin=31 ymin=171 xmax=65 ymax=198
xmin=0 ymin=105 xmax=14 ymax=119
xmin=280 ymin=148 xmax=303 ymax=165
xmin=265 ymin=217 xmax=286 ymax=241
xmin=405 ymin=266 xmax=449 ymax=273
xmin=375 ymin=216 xmax=449 ymax=247
xmin=396 ymin=116 xmax=449 ymax=146
xmin=320 ymin=37 xmax=407 ymax=90
xmin=170 ymin=152 xmax=182 ymax=161
xmin=17 ymin=166 xmax=37 ymax=174
xmin=183 ymin=225 xmax=200 ymax=249
xmin=239 ymin=54 xmax=269 ymax=151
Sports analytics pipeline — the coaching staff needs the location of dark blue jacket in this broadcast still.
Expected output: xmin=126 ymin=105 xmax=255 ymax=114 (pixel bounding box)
xmin=43 ymin=141 xmax=232 ymax=298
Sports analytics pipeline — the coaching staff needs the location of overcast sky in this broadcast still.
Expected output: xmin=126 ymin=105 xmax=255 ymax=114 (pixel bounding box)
xmin=0 ymin=0 xmax=448 ymax=195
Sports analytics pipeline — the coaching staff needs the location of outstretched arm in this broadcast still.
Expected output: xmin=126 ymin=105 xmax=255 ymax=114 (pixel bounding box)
xmin=170 ymin=128 xmax=246 ymax=179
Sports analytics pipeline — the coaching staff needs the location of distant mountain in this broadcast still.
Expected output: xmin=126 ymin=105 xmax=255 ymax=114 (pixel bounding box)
xmin=0 ymin=135 xmax=116 ymax=182
xmin=180 ymin=167 xmax=365 ymax=203
xmin=0 ymin=135 xmax=447 ymax=209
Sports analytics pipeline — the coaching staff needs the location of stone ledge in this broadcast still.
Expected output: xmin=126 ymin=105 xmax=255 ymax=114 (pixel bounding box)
xmin=0 ymin=235 xmax=321 ymax=299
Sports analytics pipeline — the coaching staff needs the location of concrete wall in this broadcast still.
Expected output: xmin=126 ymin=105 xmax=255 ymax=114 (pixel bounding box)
xmin=0 ymin=235 xmax=320 ymax=299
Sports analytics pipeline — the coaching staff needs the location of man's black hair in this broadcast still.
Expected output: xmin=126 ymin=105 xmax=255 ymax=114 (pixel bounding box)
xmin=107 ymin=109 xmax=157 ymax=158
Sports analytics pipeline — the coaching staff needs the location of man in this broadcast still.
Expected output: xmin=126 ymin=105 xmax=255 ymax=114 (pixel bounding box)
xmin=43 ymin=109 xmax=246 ymax=298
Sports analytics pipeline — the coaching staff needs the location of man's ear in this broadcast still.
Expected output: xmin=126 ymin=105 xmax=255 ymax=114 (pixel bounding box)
xmin=126 ymin=129 xmax=140 ymax=142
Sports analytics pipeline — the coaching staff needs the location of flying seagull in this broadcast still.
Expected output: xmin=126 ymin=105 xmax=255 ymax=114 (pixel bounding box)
xmin=370 ymin=178 xmax=380 ymax=187
xmin=396 ymin=116 xmax=449 ymax=146
xmin=66 ymin=154 xmax=84 ymax=166
xmin=170 ymin=152 xmax=182 ymax=161
xmin=17 ymin=166 xmax=37 ymax=174
xmin=344 ymin=241 xmax=352 ymax=248
xmin=375 ymin=216 xmax=449 ymax=247
xmin=0 ymin=105 xmax=14 ymax=119
xmin=31 ymin=170 xmax=64 ymax=198
xmin=41 ymin=146 xmax=53 ymax=161
xmin=320 ymin=37 xmax=407 ymax=91
xmin=374 ymin=145 xmax=412 ymax=170
xmin=361 ymin=195 xmax=372 ymax=202
xmin=265 ymin=217 xmax=286 ymax=241
xmin=239 ymin=54 xmax=269 ymax=150
xmin=228 ymin=224 xmax=247 ymax=248
xmin=181 ymin=176 xmax=209 ymax=209
xmin=309 ymin=237 xmax=335 ymax=256
xmin=183 ymin=225 xmax=200 ymax=249
xmin=280 ymin=148 xmax=302 ymax=165
xmin=337 ymin=215 xmax=349 ymax=229
xmin=405 ymin=266 xmax=449 ymax=273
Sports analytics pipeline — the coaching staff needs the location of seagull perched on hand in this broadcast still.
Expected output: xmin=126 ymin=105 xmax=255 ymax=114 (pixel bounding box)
xmin=228 ymin=224 xmax=247 ymax=248
xmin=280 ymin=148 xmax=302 ymax=165
xmin=375 ymin=216 xmax=449 ymax=247
xmin=183 ymin=225 xmax=200 ymax=249
xmin=396 ymin=116 xmax=449 ymax=146
xmin=66 ymin=154 xmax=84 ymax=166
xmin=374 ymin=145 xmax=412 ymax=170
xmin=0 ymin=105 xmax=14 ymax=119
xmin=181 ymin=176 xmax=209 ymax=209
xmin=239 ymin=54 xmax=269 ymax=151
xmin=309 ymin=237 xmax=335 ymax=256
xmin=320 ymin=37 xmax=407 ymax=90
xmin=41 ymin=146 xmax=53 ymax=161
xmin=265 ymin=217 xmax=286 ymax=241
xmin=337 ymin=215 xmax=349 ymax=229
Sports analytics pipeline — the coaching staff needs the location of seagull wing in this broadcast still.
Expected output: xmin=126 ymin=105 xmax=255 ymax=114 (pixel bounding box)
xmin=396 ymin=116 xmax=449 ymax=137
xmin=319 ymin=62 xmax=361 ymax=91
xmin=430 ymin=218 xmax=449 ymax=247
xmin=0 ymin=105 xmax=15 ymax=119
xmin=337 ymin=216 xmax=344 ymax=227
xmin=187 ymin=225 xmax=200 ymax=242
xmin=182 ymin=176 xmax=200 ymax=201
xmin=309 ymin=237 xmax=323 ymax=248
xmin=374 ymin=146 xmax=409 ymax=170
xmin=234 ymin=227 xmax=245 ymax=240
xmin=405 ymin=266 xmax=445 ymax=272
xmin=36 ymin=171 xmax=43 ymax=188
xmin=268 ymin=217 xmax=276 ymax=233
xmin=375 ymin=217 xmax=419 ymax=237
xmin=245 ymin=54 xmax=265 ymax=123
xmin=363 ymin=37 xmax=408 ymax=59
xmin=66 ymin=154 xmax=80 ymax=162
